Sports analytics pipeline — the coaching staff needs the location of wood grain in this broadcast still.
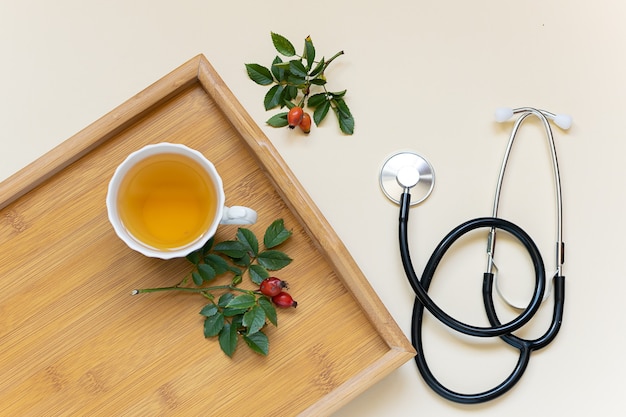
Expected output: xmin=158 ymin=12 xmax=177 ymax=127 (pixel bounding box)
xmin=0 ymin=55 xmax=414 ymax=416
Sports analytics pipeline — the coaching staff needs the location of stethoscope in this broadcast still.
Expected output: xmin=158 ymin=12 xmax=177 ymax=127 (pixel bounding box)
xmin=379 ymin=107 xmax=570 ymax=404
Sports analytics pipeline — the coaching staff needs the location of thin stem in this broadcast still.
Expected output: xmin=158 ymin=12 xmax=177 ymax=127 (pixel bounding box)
xmin=131 ymin=284 xmax=252 ymax=296
xmin=324 ymin=50 xmax=344 ymax=69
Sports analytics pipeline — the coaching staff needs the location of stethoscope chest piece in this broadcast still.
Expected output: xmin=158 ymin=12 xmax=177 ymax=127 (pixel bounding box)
xmin=380 ymin=151 xmax=435 ymax=205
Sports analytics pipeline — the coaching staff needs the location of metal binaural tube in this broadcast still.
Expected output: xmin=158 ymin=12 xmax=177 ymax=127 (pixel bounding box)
xmin=489 ymin=107 xmax=566 ymax=307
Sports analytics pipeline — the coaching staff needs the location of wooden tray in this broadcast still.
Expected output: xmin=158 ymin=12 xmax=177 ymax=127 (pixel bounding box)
xmin=0 ymin=55 xmax=414 ymax=416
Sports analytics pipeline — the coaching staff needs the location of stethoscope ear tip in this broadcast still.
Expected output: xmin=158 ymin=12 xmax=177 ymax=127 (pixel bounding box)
xmin=554 ymin=114 xmax=572 ymax=130
xmin=494 ymin=107 xmax=514 ymax=123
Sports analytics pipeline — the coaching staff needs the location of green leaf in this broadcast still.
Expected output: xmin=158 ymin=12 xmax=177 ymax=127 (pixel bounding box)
xmin=271 ymin=56 xmax=285 ymax=82
xmin=245 ymin=63 xmax=274 ymax=86
xmin=226 ymin=294 xmax=256 ymax=310
xmin=232 ymin=314 xmax=244 ymax=328
xmin=264 ymin=84 xmax=284 ymax=110
xmin=338 ymin=113 xmax=355 ymax=135
xmin=272 ymin=61 xmax=291 ymax=71
xmin=192 ymin=271 xmax=203 ymax=286
xmin=288 ymin=60 xmax=308 ymax=79
xmin=243 ymin=331 xmax=269 ymax=355
xmin=266 ymin=112 xmax=288 ymax=127
xmin=198 ymin=263 xmax=216 ymax=282
xmin=214 ymin=240 xmax=246 ymax=258
xmin=228 ymin=265 xmax=243 ymax=275
xmin=281 ymin=86 xmax=298 ymax=104
xmin=307 ymin=92 xmax=329 ymax=108
xmin=223 ymin=307 xmax=248 ymax=317
xmin=233 ymin=252 xmax=251 ymax=267
xmin=237 ymin=228 xmax=259 ymax=256
xmin=264 ymin=219 xmax=293 ymax=248
xmin=199 ymin=304 xmax=218 ymax=317
xmin=334 ymin=98 xmax=353 ymax=117
xmin=287 ymin=75 xmax=307 ymax=87
xmin=303 ymin=35 xmax=316 ymax=71
xmin=271 ymin=32 xmax=296 ymax=56
xmin=219 ymin=323 xmax=238 ymax=357
xmin=308 ymin=57 xmax=325 ymax=78
xmin=313 ymin=100 xmax=331 ymax=125
xmin=330 ymin=89 xmax=347 ymax=98
xmin=335 ymin=98 xmax=355 ymax=134
xmin=243 ymin=305 xmax=266 ymax=335
xmin=218 ymin=292 xmax=234 ymax=308
xmin=201 ymin=237 xmax=214 ymax=255
xmin=249 ymin=264 xmax=269 ymax=285
xmin=204 ymin=254 xmax=229 ymax=275
xmin=186 ymin=250 xmax=201 ymax=265
xmin=309 ymin=78 xmax=326 ymax=86
xmin=204 ymin=312 xmax=224 ymax=337
xmin=259 ymin=296 xmax=277 ymax=326
xmin=257 ymin=250 xmax=292 ymax=270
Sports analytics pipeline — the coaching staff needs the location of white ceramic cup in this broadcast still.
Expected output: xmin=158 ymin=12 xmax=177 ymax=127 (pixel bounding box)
xmin=106 ymin=143 xmax=257 ymax=259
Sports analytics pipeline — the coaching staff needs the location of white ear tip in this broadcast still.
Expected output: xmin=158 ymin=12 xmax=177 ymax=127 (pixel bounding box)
xmin=495 ymin=107 xmax=514 ymax=123
xmin=553 ymin=114 xmax=572 ymax=130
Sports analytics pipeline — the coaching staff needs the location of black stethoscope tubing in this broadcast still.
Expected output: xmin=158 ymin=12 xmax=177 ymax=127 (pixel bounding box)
xmin=399 ymin=192 xmax=546 ymax=338
xmin=400 ymin=190 xmax=565 ymax=403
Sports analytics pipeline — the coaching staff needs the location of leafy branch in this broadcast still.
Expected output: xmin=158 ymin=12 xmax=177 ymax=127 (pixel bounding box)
xmin=132 ymin=219 xmax=295 ymax=357
xmin=245 ymin=32 xmax=354 ymax=135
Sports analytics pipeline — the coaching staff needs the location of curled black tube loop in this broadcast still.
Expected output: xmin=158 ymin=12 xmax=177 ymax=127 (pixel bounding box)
xmin=484 ymin=273 xmax=566 ymax=351
xmin=412 ymin=297 xmax=533 ymax=404
xmin=410 ymin=274 xmax=565 ymax=404
xmin=399 ymin=192 xmax=546 ymax=338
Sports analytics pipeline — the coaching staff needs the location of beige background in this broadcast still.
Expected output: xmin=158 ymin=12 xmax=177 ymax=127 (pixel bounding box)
xmin=2 ymin=1 xmax=623 ymax=415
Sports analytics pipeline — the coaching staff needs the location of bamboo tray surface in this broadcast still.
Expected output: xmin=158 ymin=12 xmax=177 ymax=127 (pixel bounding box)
xmin=0 ymin=55 xmax=414 ymax=416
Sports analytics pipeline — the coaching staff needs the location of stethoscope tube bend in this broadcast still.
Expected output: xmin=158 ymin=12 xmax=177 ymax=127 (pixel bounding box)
xmin=401 ymin=190 xmax=565 ymax=403
xmin=399 ymin=192 xmax=546 ymax=338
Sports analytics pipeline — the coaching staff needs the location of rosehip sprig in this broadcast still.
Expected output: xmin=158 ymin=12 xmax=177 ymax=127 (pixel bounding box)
xmin=131 ymin=219 xmax=296 ymax=357
xmin=245 ymin=32 xmax=355 ymax=135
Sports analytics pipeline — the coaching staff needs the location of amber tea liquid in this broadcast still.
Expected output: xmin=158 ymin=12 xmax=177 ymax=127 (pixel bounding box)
xmin=117 ymin=153 xmax=217 ymax=250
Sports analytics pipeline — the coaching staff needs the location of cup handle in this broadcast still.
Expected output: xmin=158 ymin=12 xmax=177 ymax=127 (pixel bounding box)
xmin=221 ymin=206 xmax=258 ymax=225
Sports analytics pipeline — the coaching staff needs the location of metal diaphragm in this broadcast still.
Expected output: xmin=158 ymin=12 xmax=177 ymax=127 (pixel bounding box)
xmin=379 ymin=151 xmax=435 ymax=205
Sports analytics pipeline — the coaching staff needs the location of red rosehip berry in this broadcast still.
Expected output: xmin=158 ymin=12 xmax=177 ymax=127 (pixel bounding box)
xmin=259 ymin=277 xmax=288 ymax=297
xmin=272 ymin=291 xmax=297 ymax=308
xmin=299 ymin=112 xmax=312 ymax=134
xmin=287 ymin=106 xmax=304 ymax=129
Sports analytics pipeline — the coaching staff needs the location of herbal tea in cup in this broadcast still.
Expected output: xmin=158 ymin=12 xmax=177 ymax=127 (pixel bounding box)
xmin=106 ymin=143 xmax=257 ymax=259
